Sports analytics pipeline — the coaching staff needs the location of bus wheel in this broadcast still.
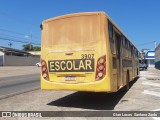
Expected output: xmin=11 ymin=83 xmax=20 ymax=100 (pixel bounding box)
xmin=125 ymin=71 xmax=130 ymax=91
xmin=121 ymin=71 xmax=130 ymax=92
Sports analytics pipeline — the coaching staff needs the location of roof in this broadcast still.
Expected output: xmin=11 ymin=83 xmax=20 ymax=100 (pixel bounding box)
xmin=0 ymin=46 xmax=31 ymax=55
xmin=144 ymin=48 xmax=155 ymax=53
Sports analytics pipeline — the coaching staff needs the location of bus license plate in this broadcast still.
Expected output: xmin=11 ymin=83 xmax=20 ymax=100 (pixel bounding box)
xmin=65 ymin=76 xmax=76 ymax=81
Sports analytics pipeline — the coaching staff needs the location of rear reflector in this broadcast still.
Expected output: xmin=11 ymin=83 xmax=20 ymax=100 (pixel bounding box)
xmin=95 ymin=55 xmax=106 ymax=81
xmin=41 ymin=59 xmax=49 ymax=81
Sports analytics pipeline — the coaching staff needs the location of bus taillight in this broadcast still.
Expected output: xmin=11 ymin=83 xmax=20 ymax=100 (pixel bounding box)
xmin=95 ymin=55 xmax=106 ymax=81
xmin=41 ymin=59 xmax=49 ymax=81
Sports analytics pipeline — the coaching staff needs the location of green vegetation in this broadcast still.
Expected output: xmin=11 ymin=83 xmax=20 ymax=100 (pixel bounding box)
xmin=22 ymin=44 xmax=41 ymax=51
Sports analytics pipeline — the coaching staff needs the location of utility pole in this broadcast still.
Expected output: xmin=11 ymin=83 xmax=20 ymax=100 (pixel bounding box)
xmin=29 ymin=32 xmax=32 ymax=51
xmin=8 ymin=41 xmax=12 ymax=48
xmin=154 ymin=41 xmax=156 ymax=49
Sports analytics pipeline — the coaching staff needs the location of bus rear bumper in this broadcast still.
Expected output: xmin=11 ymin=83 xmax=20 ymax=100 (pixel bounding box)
xmin=41 ymin=78 xmax=111 ymax=92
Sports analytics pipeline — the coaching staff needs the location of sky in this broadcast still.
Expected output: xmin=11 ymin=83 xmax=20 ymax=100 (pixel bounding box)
xmin=0 ymin=0 xmax=160 ymax=51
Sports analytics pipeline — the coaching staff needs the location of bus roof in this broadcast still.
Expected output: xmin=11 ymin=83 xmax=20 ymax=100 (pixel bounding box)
xmin=42 ymin=11 xmax=138 ymax=50
xmin=43 ymin=12 xmax=105 ymax=23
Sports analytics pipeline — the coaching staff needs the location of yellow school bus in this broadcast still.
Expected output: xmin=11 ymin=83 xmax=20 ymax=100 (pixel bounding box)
xmin=41 ymin=12 xmax=139 ymax=92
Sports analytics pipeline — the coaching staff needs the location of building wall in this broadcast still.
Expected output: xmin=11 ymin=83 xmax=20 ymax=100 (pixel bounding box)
xmin=0 ymin=51 xmax=4 ymax=66
xmin=28 ymin=51 xmax=41 ymax=56
xmin=147 ymin=59 xmax=155 ymax=67
xmin=145 ymin=50 xmax=155 ymax=67
xmin=155 ymin=44 xmax=160 ymax=69
xmin=3 ymin=55 xmax=40 ymax=66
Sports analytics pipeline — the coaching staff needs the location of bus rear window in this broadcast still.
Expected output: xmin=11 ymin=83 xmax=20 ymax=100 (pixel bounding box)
xmin=42 ymin=15 xmax=100 ymax=47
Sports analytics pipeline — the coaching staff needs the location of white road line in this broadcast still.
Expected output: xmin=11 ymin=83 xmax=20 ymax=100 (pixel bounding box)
xmin=142 ymin=81 xmax=160 ymax=87
xmin=152 ymin=116 xmax=160 ymax=120
xmin=143 ymin=90 xmax=160 ymax=97
xmin=152 ymin=109 xmax=160 ymax=120
xmin=0 ymin=87 xmax=39 ymax=100
xmin=153 ymin=109 xmax=160 ymax=111
xmin=141 ymin=77 xmax=147 ymax=80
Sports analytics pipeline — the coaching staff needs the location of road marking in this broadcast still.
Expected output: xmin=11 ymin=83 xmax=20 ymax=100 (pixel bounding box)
xmin=142 ymin=81 xmax=160 ymax=87
xmin=0 ymin=75 xmax=39 ymax=83
xmin=152 ymin=109 xmax=160 ymax=120
xmin=0 ymin=79 xmax=39 ymax=89
xmin=143 ymin=90 xmax=160 ymax=97
xmin=153 ymin=109 xmax=160 ymax=111
xmin=152 ymin=117 xmax=159 ymax=120
xmin=0 ymin=87 xmax=39 ymax=100
xmin=141 ymin=77 xmax=147 ymax=80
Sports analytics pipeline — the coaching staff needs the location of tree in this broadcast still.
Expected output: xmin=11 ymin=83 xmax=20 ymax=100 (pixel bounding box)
xmin=33 ymin=46 xmax=41 ymax=51
xmin=22 ymin=44 xmax=41 ymax=51
xmin=22 ymin=44 xmax=33 ymax=51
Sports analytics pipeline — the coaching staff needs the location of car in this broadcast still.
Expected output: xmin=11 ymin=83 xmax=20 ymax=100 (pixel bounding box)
xmin=36 ymin=62 xmax=41 ymax=67
xmin=139 ymin=63 xmax=147 ymax=71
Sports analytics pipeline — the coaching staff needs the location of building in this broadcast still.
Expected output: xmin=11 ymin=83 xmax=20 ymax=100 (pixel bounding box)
xmin=0 ymin=51 xmax=4 ymax=66
xmin=145 ymin=49 xmax=155 ymax=67
xmin=0 ymin=46 xmax=31 ymax=56
xmin=155 ymin=44 xmax=160 ymax=69
xmin=28 ymin=51 xmax=41 ymax=56
xmin=0 ymin=46 xmax=39 ymax=66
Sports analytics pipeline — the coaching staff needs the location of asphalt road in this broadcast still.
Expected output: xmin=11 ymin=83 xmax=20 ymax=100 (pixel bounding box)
xmin=0 ymin=67 xmax=159 ymax=120
xmin=0 ymin=73 xmax=40 ymax=99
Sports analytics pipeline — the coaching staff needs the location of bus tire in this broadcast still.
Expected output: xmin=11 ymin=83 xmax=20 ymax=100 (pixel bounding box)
xmin=125 ymin=71 xmax=130 ymax=91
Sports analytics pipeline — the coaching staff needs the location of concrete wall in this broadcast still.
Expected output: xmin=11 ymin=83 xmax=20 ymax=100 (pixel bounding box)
xmin=0 ymin=56 xmax=3 ymax=66
xmin=0 ymin=51 xmax=4 ymax=66
xmin=0 ymin=51 xmax=4 ymax=56
xmin=155 ymin=44 xmax=160 ymax=69
xmin=3 ymin=55 xmax=40 ymax=66
xmin=147 ymin=59 xmax=155 ymax=67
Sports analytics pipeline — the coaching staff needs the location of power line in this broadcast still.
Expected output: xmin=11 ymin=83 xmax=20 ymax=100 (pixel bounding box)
xmin=0 ymin=28 xmax=40 ymax=39
xmin=0 ymin=11 xmax=40 ymax=39
xmin=0 ymin=28 xmax=26 ymax=36
xmin=136 ymin=41 xmax=155 ymax=46
xmin=0 ymin=37 xmax=41 ymax=45
xmin=0 ymin=33 xmax=23 ymax=39
xmin=0 ymin=33 xmax=40 ymax=43
xmin=0 ymin=10 xmax=37 ymax=27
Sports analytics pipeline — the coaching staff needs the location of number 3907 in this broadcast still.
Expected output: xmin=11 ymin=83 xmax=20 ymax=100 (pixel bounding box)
xmin=81 ymin=54 xmax=94 ymax=59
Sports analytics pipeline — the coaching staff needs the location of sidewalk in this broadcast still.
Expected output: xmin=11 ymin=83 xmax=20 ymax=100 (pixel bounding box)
xmin=115 ymin=67 xmax=160 ymax=111
xmin=139 ymin=67 xmax=160 ymax=79
xmin=140 ymin=67 xmax=160 ymax=82
xmin=148 ymin=67 xmax=160 ymax=74
xmin=0 ymin=66 xmax=40 ymax=78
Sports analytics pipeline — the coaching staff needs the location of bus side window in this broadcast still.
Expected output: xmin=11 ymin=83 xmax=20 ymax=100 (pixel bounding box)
xmin=131 ymin=45 xmax=133 ymax=58
xmin=136 ymin=50 xmax=139 ymax=59
xmin=108 ymin=21 xmax=115 ymax=53
xmin=127 ymin=40 xmax=130 ymax=57
xmin=135 ymin=49 xmax=137 ymax=58
xmin=131 ymin=45 xmax=133 ymax=57
xmin=125 ymin=39 xmax=128 ymax=57
xmin=122 ymin=36 xmax=126 ymax=57
xmin=128 ymin=41 xmax=131 ymax=58
xmin=122 ymin=37 xmax=125 ymax=46
xmin=128 ymin=42 xmax=131 ymax=58
xmin=114 ymin=29 xmax=121 ymax=55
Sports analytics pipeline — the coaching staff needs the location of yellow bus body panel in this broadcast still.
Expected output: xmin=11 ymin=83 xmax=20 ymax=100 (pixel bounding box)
xmin=40 ymin=12 xmax=138 ymax=92
xmin=41 ymin=76 xmax=111 ymax=92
